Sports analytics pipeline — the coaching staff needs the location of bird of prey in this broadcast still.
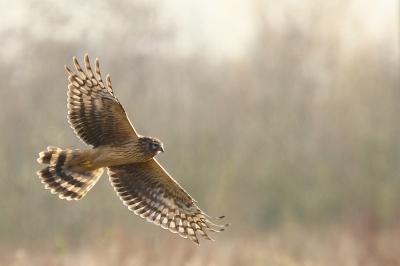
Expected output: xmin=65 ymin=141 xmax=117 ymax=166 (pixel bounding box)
xmin=37 ymin=54 xmax=229 ymax=245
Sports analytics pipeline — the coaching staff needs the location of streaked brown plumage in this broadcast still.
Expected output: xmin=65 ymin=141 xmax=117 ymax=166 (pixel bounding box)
xmin=37 ymin=54 xmax=229 ymax=245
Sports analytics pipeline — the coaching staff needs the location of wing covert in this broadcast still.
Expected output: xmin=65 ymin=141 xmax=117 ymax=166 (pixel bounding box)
xmin=107 ymin=159 xmax=229 ymax=245
xmin=66 ymin=54 xmax=138 ymax=148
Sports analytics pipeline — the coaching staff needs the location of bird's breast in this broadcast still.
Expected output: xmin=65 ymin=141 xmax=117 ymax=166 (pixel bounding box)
xmin=93 ymin=142 xmax=151 ymax=167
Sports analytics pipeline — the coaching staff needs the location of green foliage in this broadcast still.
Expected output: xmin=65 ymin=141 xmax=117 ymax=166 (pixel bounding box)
xmin=54 ymin=237 xmax=66 ymax=256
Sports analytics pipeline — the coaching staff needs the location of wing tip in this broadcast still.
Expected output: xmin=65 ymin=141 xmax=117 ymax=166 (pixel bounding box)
xmin=65 ymin=65 xmax=74 ymax=75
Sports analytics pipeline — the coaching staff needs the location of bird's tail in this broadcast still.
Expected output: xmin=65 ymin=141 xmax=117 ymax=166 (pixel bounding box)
xmin=36 ymin=146 xmax=104 ymax=200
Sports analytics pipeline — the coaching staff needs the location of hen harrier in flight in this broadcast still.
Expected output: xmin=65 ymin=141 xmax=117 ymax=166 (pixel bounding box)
xmin=37 ymin=54 xmax=228 ymax=245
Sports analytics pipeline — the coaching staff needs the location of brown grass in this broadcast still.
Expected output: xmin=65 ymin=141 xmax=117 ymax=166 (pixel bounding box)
xmin=2 ymin=226 xmax=400 ymax=266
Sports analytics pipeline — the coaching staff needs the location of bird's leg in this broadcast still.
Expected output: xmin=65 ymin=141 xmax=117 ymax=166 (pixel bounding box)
xmin=80 ymin=161 xmax=93 ymax=167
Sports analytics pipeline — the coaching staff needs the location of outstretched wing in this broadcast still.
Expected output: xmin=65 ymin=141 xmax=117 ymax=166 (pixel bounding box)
xmin=107 ymin=159 xmax=229 ymax=245
xmin=65 ymin=54 xmax=138 ymax=148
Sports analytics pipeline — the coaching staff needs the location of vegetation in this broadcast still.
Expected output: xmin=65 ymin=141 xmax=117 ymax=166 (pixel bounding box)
xmin=0 ymin=0 xmax=398 ymax=265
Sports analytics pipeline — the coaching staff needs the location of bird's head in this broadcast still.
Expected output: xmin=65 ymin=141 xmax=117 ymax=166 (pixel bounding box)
xmin=141 ymin=136 xmax=164 ymax=156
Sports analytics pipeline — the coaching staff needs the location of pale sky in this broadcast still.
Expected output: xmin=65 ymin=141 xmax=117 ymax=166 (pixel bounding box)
xmin=157 ymin=0 xmax=398 ymax=60
xmin=0 ymin=0 xmax=397 ymax=62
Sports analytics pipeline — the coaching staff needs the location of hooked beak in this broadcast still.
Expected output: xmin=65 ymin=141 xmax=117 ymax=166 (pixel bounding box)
xmin=160 ymin=146 xmax=164 ymax=153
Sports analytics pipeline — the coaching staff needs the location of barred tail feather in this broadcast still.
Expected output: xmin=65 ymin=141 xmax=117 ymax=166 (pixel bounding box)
xmin=37 ymin=146 xmax=104 ymax=200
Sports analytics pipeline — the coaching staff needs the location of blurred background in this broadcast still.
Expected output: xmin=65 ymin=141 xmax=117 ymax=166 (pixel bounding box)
xmin=0 ymin=0 xmax=399 ymax=265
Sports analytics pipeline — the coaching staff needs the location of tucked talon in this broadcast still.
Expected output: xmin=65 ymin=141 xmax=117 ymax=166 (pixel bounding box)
xmin=80 ymin=161 xmax=93 ymax=167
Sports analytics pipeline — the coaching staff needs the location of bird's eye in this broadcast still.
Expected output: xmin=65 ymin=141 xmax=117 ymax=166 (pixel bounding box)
xmin=152 ymin=143 xmax=161 ymax=151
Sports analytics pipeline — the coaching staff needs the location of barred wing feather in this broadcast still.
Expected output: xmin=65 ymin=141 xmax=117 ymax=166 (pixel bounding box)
xmin=65 ymin=54 xmax=138 ymax=148
xmin=107 ymin=159 xmax=229 ymax=245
